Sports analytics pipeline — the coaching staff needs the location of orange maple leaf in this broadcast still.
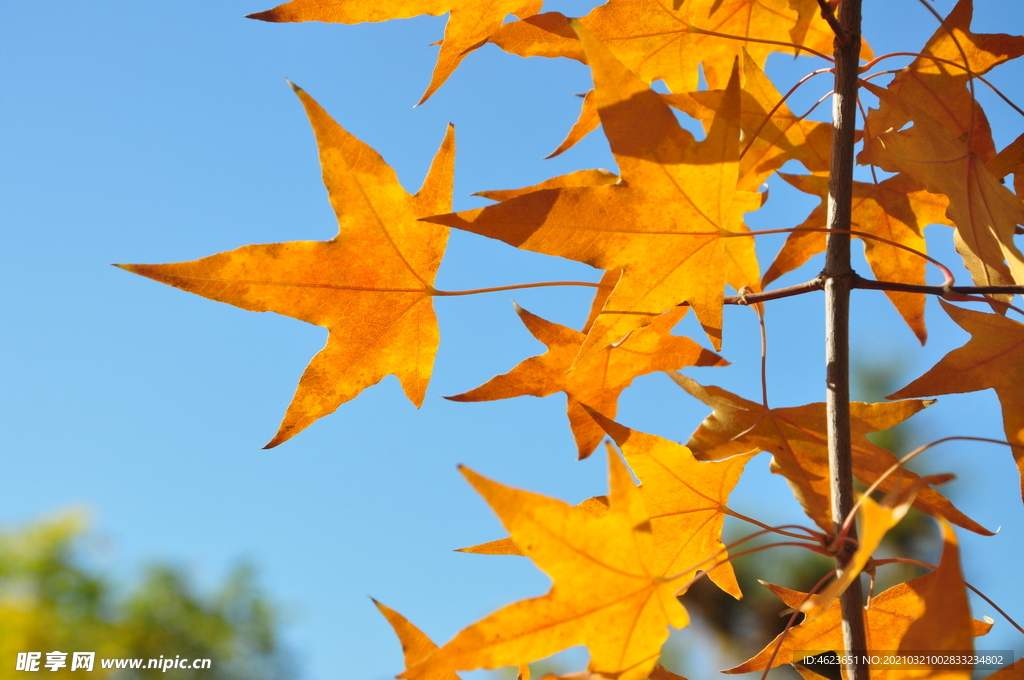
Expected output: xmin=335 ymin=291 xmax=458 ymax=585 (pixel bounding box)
xmin=488 ymin=0 xmax=858 ymax=94
xmin=864 ymin=0 xmax=1024 ymax=162
xmin=548 ymin=50 xmax=832 ymax=189
xmin=373 ymin=600 xmax=461 ymax=680
xmin=669 ymin=372 xmax=990 ymax=536
xmin=247 ymin=0 xmax=542 ymax=104
xmin=459 ymin=411 xmax=755 ymax=599
xmin=589 ymin=411 xmax=754 ymax=597
xmin=763 ymin=173 xmax=952 ymax=343
xmin=427 ymin=24 xmax=763 ymax=354
xmin=446 ymin=302 xmax=726 ymax=459
xmin=889 ymin=300 xmax=1024 ymax=502
xmin=860 ymin=80 xmax=1024 ymax=291
xmin=119 ymin=84 xmax=455 ymax=447
xmin=401 ymin=451 xmax=689 ymax=680
xmin=728 ymin=521 xmax=988 ymax=680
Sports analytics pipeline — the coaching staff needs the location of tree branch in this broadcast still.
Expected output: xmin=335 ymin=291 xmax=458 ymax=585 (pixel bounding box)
xmin=823 ymin=0 xmax=869 ymax=676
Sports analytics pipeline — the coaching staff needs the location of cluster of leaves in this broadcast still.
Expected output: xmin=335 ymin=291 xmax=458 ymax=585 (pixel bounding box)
xmin=0 ymin=513 xmax=291 ymax=680
xmin=120 ymin=0 xmax=1024 ymax=677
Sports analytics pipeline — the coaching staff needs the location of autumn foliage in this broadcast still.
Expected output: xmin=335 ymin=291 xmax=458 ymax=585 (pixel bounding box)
xmin=120 ymin=0 xmax=1024 ymax=678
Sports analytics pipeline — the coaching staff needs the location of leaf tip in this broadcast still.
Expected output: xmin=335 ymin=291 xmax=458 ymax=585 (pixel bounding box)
xmin=245 ymin=9 xmax=279 ymax=21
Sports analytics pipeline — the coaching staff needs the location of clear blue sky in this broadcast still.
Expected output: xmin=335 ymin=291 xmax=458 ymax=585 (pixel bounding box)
xmin=2 ymin=2 xmax=1022 ymax=679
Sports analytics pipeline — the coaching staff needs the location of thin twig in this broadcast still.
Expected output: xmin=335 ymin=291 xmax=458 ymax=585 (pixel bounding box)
xmin=815 ymin=0 xmax=850 ymax=46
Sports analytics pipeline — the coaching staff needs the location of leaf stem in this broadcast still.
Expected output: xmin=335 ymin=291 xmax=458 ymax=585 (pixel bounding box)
xmin=431 ymin=280 xmax=607 ymax=296
xmin=682 ymin=25 xmax=834 ymax=63
xmin=852 ymin=276 xmax=1024 ymax=315
xmin=839 ymin=436 xmax=1014 ymax=539
xmin=739 ymin=68 xmax=834 ymax=163
xmin=721 ymin=507 xmax=825 ymax=542
xmin=860 ymin=54 xmax=1024 ymax=117
xmin=734 ymin=226 xmax=957 ymax=288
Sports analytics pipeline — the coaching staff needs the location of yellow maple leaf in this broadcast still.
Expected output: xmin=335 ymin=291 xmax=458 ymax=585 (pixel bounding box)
xmin=860 ymin=80 xmax=1024 ymax=291
xmin=119 ymin=84 xmax=454 ymax=447
xmin=889 ymin=300 xmax=1024 ymax=502
xmin=669 ymin=372 xmax=990 ymax=536
xmin=427 ymin=23 xmax=763 ymax=354
xmin=864 ymin=0 xmax=1024 ymax=162
xmin=446 ymin=303 xmax=726 ymax=459
xmin=401 ymin=451 xmax=689 ymax=680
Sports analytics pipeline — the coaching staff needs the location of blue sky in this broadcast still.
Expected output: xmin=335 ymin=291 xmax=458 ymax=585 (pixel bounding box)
xmin=2 ymin=2 xmax=1022 ymax=679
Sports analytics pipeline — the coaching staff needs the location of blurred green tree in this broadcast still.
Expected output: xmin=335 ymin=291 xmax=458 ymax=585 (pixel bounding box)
xmin=0 ymin=513 xmax=292 ymax=680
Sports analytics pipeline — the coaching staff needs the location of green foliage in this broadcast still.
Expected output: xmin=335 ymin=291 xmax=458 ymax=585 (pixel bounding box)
xmin=0 ymin=513 xmax=292 ymax=680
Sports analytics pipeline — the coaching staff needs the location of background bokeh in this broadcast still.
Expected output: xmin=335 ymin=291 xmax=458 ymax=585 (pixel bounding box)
xmin=2 ymin=2 xmax=1022 ymax=678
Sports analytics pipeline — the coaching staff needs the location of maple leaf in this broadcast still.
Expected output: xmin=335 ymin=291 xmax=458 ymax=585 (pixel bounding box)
xmin=488 ymin=0 xmax=860 ymax=94
xmin=669 ymin=373 xmax=991 ymax=536
xmin=427 ymin=24 xmax=763 ymax=354
xmin=118 ymin=84 xmax=455 ymax=447
xmin=459 ymin=411 xmax=754 ymax=600
xmin=728 ymin=521 xmax=988 ymax=679
xmin=247 ymin=0 xmax=542 ymax=104
xmin=446 ymin=302 xmax=726 ymax=459
xmin=588 ymin=411 xmax=754 ymax=597
xmin=401 ymin=451 xmax=689 ymax=680
xmin=373 ymin=600 xmax=461 ymax=680
xmin=889 ymin=300 xmax=1024 ymax=502
xmin=763 ymin=173 xmax=952 ymax=343
xmin=860 ymin=80 xmax=1024 ymax=291
xmin=864 ymin=0 xmax=1024 ymax=162
xmin=548 ymin=51 xmax=832 ymax=188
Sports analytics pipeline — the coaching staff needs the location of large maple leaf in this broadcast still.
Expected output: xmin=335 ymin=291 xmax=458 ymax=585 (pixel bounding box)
xmin=864 ymin=0 xmax=1024 ymax=162
xmin=401 ymin=451 xmax=689 ymax=680
xmin=446 ymin=302 xmax=726 ymax=459
xmin=860 ymin=81 xmax=1024 ymax=291
xmin=589 ymin=412 xmax=753 ymax=598
xmin=427 ymin=24 xmax=763 ymax=354
xmin=460 ymin=414 xmax=753 ymax=598
xmin=488 ymin=0 xmax=858 ymax=94
xmin=119 ymin=84 xmax=455 ymax=447
xmin=669 ymin=373 xmax=990 ymax=535
xmin=728 ymin=521 xmax=988 ymax=680
xmin=889 ymin=300 xmax=1024 ymax=502
xmin=248 ymin=0 xmax=542 ymax=104
xmin=763 ymin=173 xmax=952 ymax=343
